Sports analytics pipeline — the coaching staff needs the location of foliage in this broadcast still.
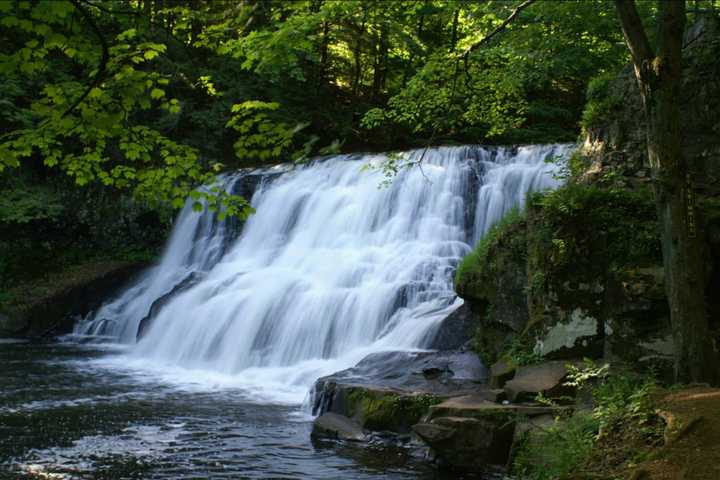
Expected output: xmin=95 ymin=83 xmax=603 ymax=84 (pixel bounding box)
xmin=513 ymin=411 xmax=599 ymax=480
xmin=0 ymin=181 xmax=64 ymax=224
xmin=0 ymin=0 xmax=252 ymax=219
xmin=226 ymin=101 xmax=309 ymax=162
xmin=455 ymin=207 xmax=525 ymax=292
xmin=528 ymin=183 xmax=660 ymax=274
xmin=513 ymin=362 xmax=662 ymax=479
xmin=581 ymin=72 xmax=624 ymax=131
xmin=501 ymin=334 xmax=543 ymax=367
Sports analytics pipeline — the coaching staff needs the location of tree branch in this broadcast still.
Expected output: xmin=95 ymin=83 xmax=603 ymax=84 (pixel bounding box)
xmin=657 ymin=0 xmax=686 ymax=63
xmin=62 ymin=0 xmax=109 ymax=118
xmin=614 ymin=0 xmax=654 ymax=66
xmin=461 ymin=0 xmax=537 ymax=59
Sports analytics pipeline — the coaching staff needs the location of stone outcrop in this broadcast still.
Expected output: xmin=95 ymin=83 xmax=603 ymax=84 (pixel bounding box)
xmin=426 ymin=303 xmax=475 ymax=350
xmin=311 ymin=350 xmax=488 ymax=435
xmin=413 ymin=393 xmax=565 ymax=472
xmin=0 ymin=261 xmax=146 ymax=338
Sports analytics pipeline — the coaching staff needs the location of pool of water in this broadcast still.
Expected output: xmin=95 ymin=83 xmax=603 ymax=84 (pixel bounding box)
xmin=0 ymin=341 xmax=481 ymax=479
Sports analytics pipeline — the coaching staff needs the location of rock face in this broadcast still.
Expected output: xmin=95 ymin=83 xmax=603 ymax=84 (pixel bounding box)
xmin=584 ymin=15 xmax=720 ymax=196
xmin=426 ymin=303 xmax=475 ymax=350
xmin=489 ymin=360 xmax=516 ymax=388
xmin=311 ymin=350 xmax=487 ymax=435
xmin=0 ymin=262 xmax=146 ymax=338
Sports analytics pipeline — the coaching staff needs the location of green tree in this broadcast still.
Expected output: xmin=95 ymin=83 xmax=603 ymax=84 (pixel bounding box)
xmin=614 ymin=0 xmax=718 ymax=383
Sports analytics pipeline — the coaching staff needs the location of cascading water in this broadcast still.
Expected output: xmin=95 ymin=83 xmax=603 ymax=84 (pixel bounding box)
xmin=73 ymin=144 xmax=571 ymax=402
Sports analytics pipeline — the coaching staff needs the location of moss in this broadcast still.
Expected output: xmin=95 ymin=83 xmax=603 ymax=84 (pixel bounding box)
xmin=580 ymin=73 xmax=624 ymax=132
xmin=455 ymin=207 xmax=527 ymax=303
xmin=0 ymin=260 xmax=148 ymax=317
xmin=526 ymin=183 xmax=661 ymax=324
xmin=345 ymin=388 xmax=442 ymax=433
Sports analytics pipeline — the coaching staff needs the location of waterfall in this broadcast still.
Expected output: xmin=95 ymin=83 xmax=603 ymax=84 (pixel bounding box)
xmin=73 ymin=144 xmax=571 ymax=400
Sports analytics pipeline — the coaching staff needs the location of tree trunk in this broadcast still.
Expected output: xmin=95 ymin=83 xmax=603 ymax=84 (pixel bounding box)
xmin=352 ymin=19 xmax=365 ymax=96
xmin=615 ymin=0 xmax=718 ymax=383
xmin=372 ymin=23 xmax=388 ymax=100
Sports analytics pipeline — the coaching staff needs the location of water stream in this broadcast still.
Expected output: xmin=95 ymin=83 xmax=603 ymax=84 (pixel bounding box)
xmin=1 ymin=145 xmax=571 ymax=478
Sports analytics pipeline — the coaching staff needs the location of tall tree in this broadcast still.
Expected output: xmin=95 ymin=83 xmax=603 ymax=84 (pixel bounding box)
xmin=615 ymin=0 xmax=717 ymax=383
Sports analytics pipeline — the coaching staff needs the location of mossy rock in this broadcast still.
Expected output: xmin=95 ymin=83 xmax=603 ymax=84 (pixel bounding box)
xmin=344 ymin=387 xmax=442 ymax=433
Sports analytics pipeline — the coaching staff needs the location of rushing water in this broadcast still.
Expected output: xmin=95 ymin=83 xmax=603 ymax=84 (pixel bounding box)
xmin=2 ymin=145 xmax=571 ymax=478
xmin=0 ymin=342 xmax=467 ymax=479
xmin=73 ymin=144 xmax=569 ymax=404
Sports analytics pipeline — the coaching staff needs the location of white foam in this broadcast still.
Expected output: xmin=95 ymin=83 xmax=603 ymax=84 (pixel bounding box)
xmin=73 ymin=145 xmax=571 ymax=403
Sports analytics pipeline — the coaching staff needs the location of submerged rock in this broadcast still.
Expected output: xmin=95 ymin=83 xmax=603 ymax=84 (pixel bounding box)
xmin=136 ymin=271 xmax=205 ymax=339
xmin=311 ymin=413 xmax=366 ymax=442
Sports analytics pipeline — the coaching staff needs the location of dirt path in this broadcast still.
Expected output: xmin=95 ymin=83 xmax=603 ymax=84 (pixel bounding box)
xmin=631 ymin=387 xmax=720 ymax=480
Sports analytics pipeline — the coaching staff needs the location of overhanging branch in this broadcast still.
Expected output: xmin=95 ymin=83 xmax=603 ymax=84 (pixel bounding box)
xmin=62 ymin=0 xmax=109 ymax=118
xmin=614 ymin=0 xmax=654 ymax=66
xmin=461 ymin=0 xmax=537 ymax=60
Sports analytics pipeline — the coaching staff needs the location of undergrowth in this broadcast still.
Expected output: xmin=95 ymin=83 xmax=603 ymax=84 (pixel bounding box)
xmin=513 ymin=361 xmax=662 ymax=479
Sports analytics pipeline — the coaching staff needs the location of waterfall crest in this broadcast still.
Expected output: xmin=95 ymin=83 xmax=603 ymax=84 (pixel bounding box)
xmin=74 ymin=145 xmax=571 ymax=399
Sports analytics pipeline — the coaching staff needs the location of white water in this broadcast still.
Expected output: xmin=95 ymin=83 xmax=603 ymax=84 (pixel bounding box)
xmin=74 ymin=145 xmax=571 ymax=402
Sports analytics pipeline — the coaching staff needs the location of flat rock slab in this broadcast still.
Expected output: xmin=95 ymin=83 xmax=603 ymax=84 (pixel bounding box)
xmin=503 ymin=361 xmax=573 ymax=402
xmin=311 ymin=413 xmax=366 ymax=442
xmin=428 ymin=394 xmax=561 ymax=421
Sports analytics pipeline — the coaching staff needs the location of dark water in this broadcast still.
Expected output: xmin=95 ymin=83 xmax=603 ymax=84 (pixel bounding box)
xmin=0 ymin=341 xmax=480 ymax=480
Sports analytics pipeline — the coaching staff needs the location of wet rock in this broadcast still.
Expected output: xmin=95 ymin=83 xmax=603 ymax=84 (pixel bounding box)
xmin=503 ymin=361 xmax=574 ymax=403
xmin=426 ymin=394 xmax=560 ymax=421
xmin=311 ymin=413 xmax=366 ymax=442
xmin=427 ymin=303 xmax=475 ymax=350
xmin=136 ymin=271 xmax=204 ymax=339
xmin=311 ymin=350 xmax=488 ymax=433
xmin=0 ymin=313 xmax=25 ymax=337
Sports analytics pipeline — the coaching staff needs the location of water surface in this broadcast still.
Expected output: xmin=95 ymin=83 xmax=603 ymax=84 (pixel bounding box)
xmin=0 ymin=342 xmax=475 ymax=479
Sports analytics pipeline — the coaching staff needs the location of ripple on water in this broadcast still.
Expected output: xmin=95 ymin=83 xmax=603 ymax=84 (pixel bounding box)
xmin=0 ymin=342 xmax=480 ymax=479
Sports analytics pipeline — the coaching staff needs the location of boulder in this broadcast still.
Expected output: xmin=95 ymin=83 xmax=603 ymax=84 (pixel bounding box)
xmin=413 ymin=415 xmax=515 ymax=471
xmin=311 ymin=350 xmax=488 ymax=433
xmin=503 ymin=361 xmax=574 ymax=403
xmin=311 ymin=413 xmax=366 ymax=442
xmin=426 ymin=302 xmax=475 ymax=350
xmin=413 ymin=395 xmax=563 ymax=472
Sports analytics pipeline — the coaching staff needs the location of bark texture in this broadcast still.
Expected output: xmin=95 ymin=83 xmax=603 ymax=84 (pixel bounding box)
xmin=615 ymin=0 xmax=718 ymax=383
